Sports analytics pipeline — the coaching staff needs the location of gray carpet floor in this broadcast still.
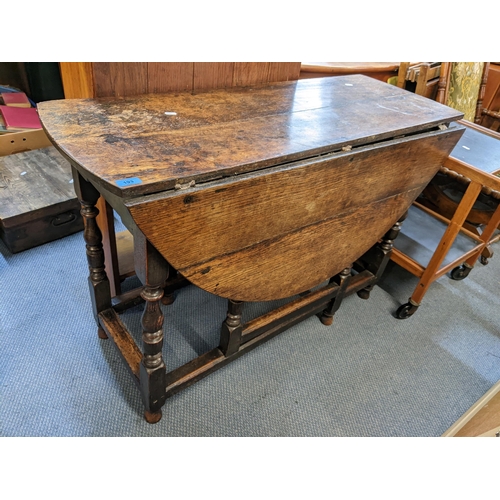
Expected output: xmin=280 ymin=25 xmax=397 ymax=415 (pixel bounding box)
xmin=1 ymin=224 xmax=499 ymax=437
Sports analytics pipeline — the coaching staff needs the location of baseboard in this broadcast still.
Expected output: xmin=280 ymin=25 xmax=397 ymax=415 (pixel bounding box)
xmin=442 ymin=379 xmax=500 ymax=437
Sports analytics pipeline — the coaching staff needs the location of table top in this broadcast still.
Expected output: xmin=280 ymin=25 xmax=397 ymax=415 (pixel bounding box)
xmin=38 ymin=75 xmax=462 ymax=198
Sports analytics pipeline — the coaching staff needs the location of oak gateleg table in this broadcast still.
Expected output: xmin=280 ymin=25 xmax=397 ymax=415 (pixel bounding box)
xmin=38 ymin=75 xmax=464 ymax=423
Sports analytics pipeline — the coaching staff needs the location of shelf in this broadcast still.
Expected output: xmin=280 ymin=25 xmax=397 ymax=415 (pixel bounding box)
xmin=394 ymin=205 xmax=478 ymax=269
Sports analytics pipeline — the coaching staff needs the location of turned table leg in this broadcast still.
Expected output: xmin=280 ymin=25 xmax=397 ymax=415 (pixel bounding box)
xmin=73 ymin=168 xmax=112 ymax=339
xmin=319 ymin=267 xmax=351 ymax=326
xmin=357 ymin=212 xmax=407 ymax=300
xmin=161 ymin=263 xmax=177 ymax=306
xmin=220 ymin=300 xmax=244 ymax=356
xmin=134 ymin=230 xmax=169 ymax=423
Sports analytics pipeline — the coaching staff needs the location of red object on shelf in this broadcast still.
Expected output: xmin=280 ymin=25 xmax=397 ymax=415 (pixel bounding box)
xmin=0 ymin=105 xmax=42 ymax=130
xmin=1 ymin=92 xmax=31 ymax=108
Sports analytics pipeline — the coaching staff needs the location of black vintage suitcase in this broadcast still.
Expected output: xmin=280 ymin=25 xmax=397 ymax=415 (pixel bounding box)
xmin=0 ymin=146 xmax=83 ymax=253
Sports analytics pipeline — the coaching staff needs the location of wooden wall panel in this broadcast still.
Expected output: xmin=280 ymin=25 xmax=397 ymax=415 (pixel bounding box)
xmin=147 ymin=63 xmax=193 ymax=93
xmin=268 ymin=62 xmax=301 ymax=82
xmin=233 ymin=63 xmax=271 ymax=86
xmin=59 ymin=63 xmax=94 ymax=98
xmin=93 ymin=63 xmax=148 ymax=97
xmin=193 ymin=62 xmax=234 ymax=91
xmin=59 ymin=62 xmax=302 ymax=99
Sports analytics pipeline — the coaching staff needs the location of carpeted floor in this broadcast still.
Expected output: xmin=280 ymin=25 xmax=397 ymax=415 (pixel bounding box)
xmin=1 ymin=225 xmax=499 ymax=437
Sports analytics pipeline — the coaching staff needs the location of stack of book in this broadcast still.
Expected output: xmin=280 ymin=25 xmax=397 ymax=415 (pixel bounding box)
xmin=0 ymin=92 xmax=42 ymax=134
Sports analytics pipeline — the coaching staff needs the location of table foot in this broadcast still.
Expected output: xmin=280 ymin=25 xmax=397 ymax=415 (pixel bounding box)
xmin=357 ymin=289 xmax=371 ymax=300
xmin=318 ymin=313 xmax=334 ymax=326
xmin=161 ymin=293 xmax=175 ymax=306
xmin=144 ymin=410 xmax=162 ymax=424
xmin=319 ymin=267 xmax=351 ymax=325
xmin=97 ymin=326 xmax=108 ymax=339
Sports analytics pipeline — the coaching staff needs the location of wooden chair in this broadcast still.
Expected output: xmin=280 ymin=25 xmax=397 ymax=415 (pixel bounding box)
xmin=480 ymin=62 xmax=500 ymax=131
xmin=59 ymin=62 xmax=302 ymax=298
xmin=389 ymin=62 xmax=500 ymax=318
xmin=396 ymin=62 xmax=443 ymax=100
xmin=420 ymin=63 xmax=496 ymax=248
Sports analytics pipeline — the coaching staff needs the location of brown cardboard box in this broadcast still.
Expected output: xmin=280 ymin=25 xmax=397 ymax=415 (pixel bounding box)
xmin=0 ymin=128 xmax=52 ymax=157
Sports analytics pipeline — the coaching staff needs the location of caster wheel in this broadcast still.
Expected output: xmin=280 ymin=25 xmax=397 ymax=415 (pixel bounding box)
xmin=480 ymin=256 xmax=489 ymax=266
xmin=357 ymin=289 xmax=371 ymax=300
xmin=450 ymin=265 xmax=471 ymax=281
xmin=395 ymin=302 xmax=418 ymax=319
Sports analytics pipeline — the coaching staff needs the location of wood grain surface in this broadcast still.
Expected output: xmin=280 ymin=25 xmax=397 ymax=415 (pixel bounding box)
xmin=0 ymin=146 xmax=75 ymax=219
xmin=127 ymin=129 xmax=462 ymax=301
xmin=38 ymin=75 xmax=463 ymax=198
xmin=93 ymin=63 xmax=148 ymax=97
xmin=59 ymin=62 xmax=95 ymax=99
xmin=60 ymin=62 xmax=301 ymax=99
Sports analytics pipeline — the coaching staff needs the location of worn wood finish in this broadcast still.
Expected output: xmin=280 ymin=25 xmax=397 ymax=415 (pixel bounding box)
xmin=219 ymin=300 xmax=244 ymax=356
xmin=56 ymin=62 xmax=302 ymax=295
xmin=134 ymin=230 xmax=169 ymax=420
xmin=0 ymin=147 xmax=78 ymax=219
xmin=96 ymin=199 xmax=121 ymax=297
xmin=319 ymin=268 xmax=351 ymax=326
xmin=356 ymin=212 xmax=408 ymax=300
xmin=0 ymin=197 xmax=82 ymax=254
xmin=39 ymin=75 xmax=465 ymax=421
xmin=99 ymin=307 xmax=142 ymax=379
xmin=0 ymin=146 xmax=83 ymax=253
xmin=73 ymin=168 xmax=112 ymax=331
xmin=38 ymin=75 xmax=462 ymax=199
xmin=127 ymin=129 xmax=460 ymax=301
